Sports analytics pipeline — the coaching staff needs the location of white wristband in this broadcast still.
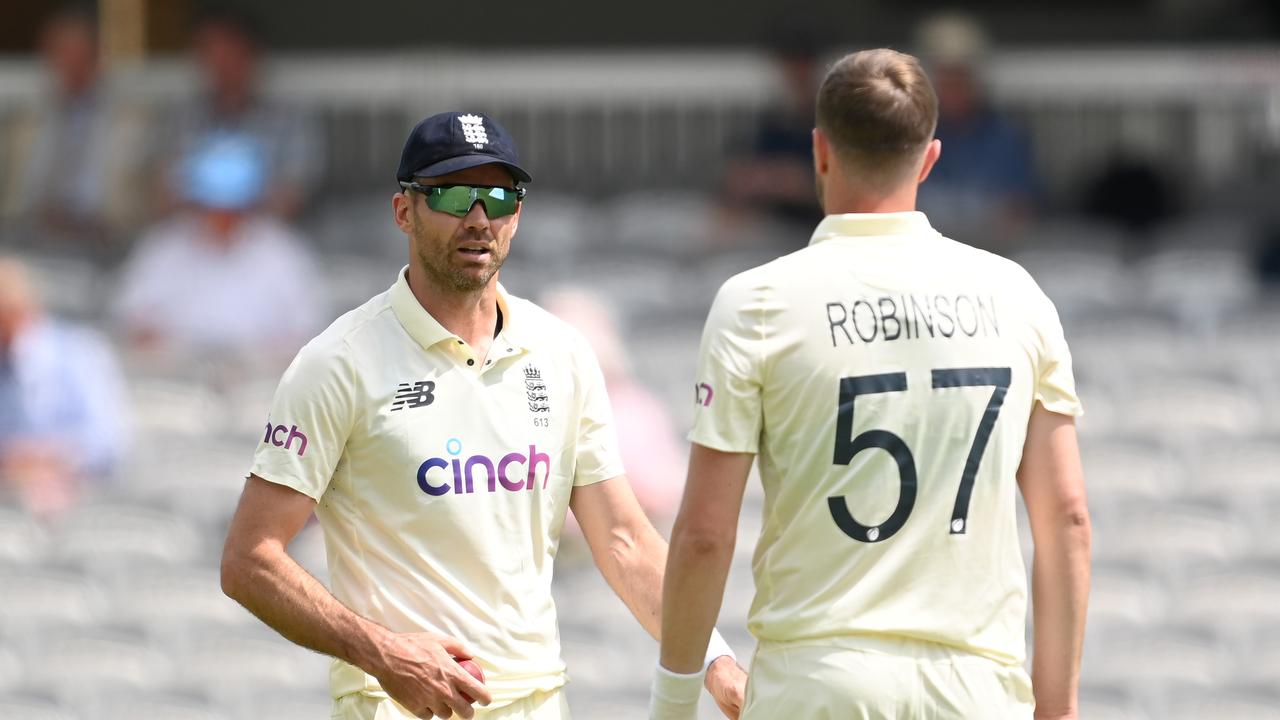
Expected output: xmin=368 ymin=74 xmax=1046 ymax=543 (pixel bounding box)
xmin=649 ymin=664 xmax=702 ymax=720
xmin=704 ymin=628 xmax=736 ymax=672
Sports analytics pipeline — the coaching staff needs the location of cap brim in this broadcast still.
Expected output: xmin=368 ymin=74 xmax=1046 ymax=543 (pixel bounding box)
xmin=408 ymin=154 xmax=532 ymax=183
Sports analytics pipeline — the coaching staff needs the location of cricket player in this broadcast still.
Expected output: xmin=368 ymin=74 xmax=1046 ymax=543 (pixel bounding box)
xmin=221 ymin=111 xmax=747 ymax=720
xmin=652 ymin=49 xmax=1090 ymax=719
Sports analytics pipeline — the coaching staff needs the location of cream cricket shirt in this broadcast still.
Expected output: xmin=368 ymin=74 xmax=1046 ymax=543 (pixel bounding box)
xmin=249 ymin=267 xmax=624 ymax=708
xmin=691 ymin=212 xmax=1082 ymax=667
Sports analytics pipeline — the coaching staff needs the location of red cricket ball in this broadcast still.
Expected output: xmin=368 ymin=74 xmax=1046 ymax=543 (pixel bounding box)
xmin=455 ymin=657 xmax=485 ymax=704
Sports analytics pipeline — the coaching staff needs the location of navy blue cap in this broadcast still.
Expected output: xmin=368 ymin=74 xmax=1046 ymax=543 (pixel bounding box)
xmin=396 ymin=111 xmax=532 ymax=185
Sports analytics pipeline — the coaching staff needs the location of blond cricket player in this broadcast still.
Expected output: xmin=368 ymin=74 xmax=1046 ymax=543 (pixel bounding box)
xmin=652 ymin=50 xmax=1090 ymax=720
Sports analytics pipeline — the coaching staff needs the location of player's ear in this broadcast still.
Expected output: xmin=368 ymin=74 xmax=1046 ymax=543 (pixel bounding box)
xmin=392 ymin=190 xmax=415 ymax=234
xmin=917 ymin=139 xmax=942 ymax=185
xmin=812 ymin=127 xmax=831 ymax=177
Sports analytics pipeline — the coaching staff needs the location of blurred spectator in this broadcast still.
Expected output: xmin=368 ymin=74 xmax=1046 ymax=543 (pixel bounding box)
xmin=0 ymin=5 xmax=148 ymax=258
xmin=158 ymin=9 xmax=321 ymax=220
xmin=915 ymin=12 xmax=1040 ymax=251
xmin=1260 ymin=222 xmax=1280 ymax=287
xmin=718 ymin=32 xmax=824 ymax=241
xmin=543 ymin=288 xmax=685 ymax=524
xmin=116 ymin=132 xmax=325 ymax=360
xmin=1082 ymin=152 xmax=1180 ymax=239
xmin=0 ymin=256 xmax=126 ymax=519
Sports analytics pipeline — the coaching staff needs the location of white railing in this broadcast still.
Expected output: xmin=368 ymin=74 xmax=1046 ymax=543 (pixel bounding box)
xmin=0 ymin=48 xmax=1276 ymax=193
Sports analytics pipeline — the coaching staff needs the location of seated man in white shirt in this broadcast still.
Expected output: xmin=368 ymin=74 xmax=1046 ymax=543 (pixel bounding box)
xmin=0 ymin=256 xmax=127 ymax=518
xmin=115 ymin=131 xmax=325 ymax=361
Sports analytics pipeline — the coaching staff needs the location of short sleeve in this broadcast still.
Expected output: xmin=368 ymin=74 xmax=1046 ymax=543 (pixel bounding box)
xmin=248 ymin=337 xmax=358 ymax=500
xmin=569 ymin=332 xmax=626 ymax=487
xmin=1032 ymin=292 xmax=1084 ymax=418
xmin=688 ymin=276 xmax=767 ymax=453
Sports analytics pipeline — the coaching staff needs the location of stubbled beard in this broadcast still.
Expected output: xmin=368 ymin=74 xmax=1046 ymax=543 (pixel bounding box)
xmin=415 ymin=228 xmax=508 ymax=293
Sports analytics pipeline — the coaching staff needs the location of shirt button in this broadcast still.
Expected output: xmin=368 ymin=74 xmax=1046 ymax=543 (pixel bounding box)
xmin=457 ymin=340 xmax=464 ymax=345
xmin=485 ymin=360 xmax=492 ymax=365
xmin=467 ymin=359 xmax=475 ymax=366
xmin=506 ymin=348 xmax=513 ymax=352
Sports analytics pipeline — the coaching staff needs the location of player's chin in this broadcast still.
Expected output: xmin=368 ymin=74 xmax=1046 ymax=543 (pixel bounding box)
xmin=448 ymin=263 xmax=499 ymax=290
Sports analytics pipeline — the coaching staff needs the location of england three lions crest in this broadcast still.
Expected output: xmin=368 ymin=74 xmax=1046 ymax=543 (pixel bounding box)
xmin=524 ymin=364 xmax=551 ymax=414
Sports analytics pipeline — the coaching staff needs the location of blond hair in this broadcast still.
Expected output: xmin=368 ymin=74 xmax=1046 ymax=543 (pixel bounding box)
xmin=816 ymin=49 xmax=938 ymax=188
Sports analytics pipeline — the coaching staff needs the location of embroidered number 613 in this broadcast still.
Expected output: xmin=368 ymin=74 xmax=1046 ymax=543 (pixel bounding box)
xmin=828 ymin=367 xmax=1011 ymax=543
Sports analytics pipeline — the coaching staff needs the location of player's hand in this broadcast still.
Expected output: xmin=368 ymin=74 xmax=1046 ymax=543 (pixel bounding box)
xmin=703 ymin=656 xmax=747 ymax=719
xmin=367 ymin=630 xmax=491 ymax=719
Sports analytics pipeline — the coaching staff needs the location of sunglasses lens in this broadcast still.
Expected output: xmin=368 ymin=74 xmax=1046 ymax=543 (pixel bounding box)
xmin=478 ymin=186 xmax=518 ymax=218
xmin=427 ymin=186 xmax=476 ymax=217
xmin=426 ymin=186 xmax=519 ymax=218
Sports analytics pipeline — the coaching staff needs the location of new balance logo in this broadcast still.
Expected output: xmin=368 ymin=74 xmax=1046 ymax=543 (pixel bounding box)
xmin=458 ymin=114 xmax=488 ymax=148
xmin=391 ymin=380 xmax=436 ymax=411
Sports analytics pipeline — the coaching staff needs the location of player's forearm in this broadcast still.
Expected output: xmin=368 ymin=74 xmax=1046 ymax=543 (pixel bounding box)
xmin=590 ymin=519 xmax=670 ymax=640
xmin=658 ymin=522 xmax=735 ymax=674
xmin=1029 ymin=512 xmax=1091 ymax=718
xmin=221 ymin=541 xmax=389 ymax=673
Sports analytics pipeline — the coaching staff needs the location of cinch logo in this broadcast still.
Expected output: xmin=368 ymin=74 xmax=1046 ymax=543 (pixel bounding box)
xmin=263 ymin=422 xmax=308 ymax=456
xmin=695 ymin=383 xmax=714 ymax=407
xmin=417 ymin=438 xmax=551 ymax=497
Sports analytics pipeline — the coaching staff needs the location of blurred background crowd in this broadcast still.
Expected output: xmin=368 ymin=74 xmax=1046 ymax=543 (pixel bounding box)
xmin=0 ymin=2 xmax=1278 ymax=719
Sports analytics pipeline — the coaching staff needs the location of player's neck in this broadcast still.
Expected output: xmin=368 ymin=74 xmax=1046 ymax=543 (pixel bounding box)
xmin=407 ymin=268 xmax=501 ymax=350
xmin=823 ymin=177 xmax=920 ymax=215
xmin=819 ymin=170 xmax=921 ymax=215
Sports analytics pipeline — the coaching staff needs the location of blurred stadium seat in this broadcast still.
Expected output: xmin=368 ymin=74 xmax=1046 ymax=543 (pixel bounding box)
xmin=104 ymin=566 xmax=253 ymax=631
xmin=1012 ymin=221 xmax=1130 ymax=320
xmin=20 ymin=627 xmax=172 ymax=703
xmin=51 ymin=502 xmax=203 ymax=568
xmin=1117 ymin=377 xmax=1261 ymax=438
xmin=1078 ymin=685 xmax=1148 ymax=720
xmin=319 ymin=254 xmax=397 ymax=316
xmin=1171 ymin=562 xmax=1280 ymax=635
xmin=1066 ymin=312 xmax=1181 ymax=389
xmin=1184 ymin=438 xmax=1280 ymax=511
xmin=1091 ymin=499 xmax=1245 ymax=571
xmin=509 ymin=191 xmax=593 ymax=263
xmin=0 ymin=695 xmax=79 ymax=720
xmin=18 ymin=253 xmax=105 ymax=322
xmin=99 ymin=691 xmax=232 ymax=720
xmin=1080 ymin=626 xmax=1228 ymax=692
xmin=1088 ymin=564 xmax=1165 ymax=628
xmin=238 ymin=691 xmax=334 ymax=720
xmin=564 ymin=254 xmax=684 ymax=322
xmin=1081 ymin=438 xmax=1179 ymax=508
xmin=0 ymin=567 xmax=107 ymax=635
xmin=1153 ymin=214 xmax=1257 ymax=252
xmin=171 ymin=628 xmax=329 ymax=697
xmin=306 ymin=192 xmax=404 ymax=258
xmin=0 ymin=644 xmax=22 ymax=692
xmin=1138 ymin=246 xmax=1257 ymax=330
xmin=0 ymin=506 xmax=49 ymax=565
xmin=1164 ymin=686 xmax=1280 ymax=720
xmin=607 ymin=191 xmax=718 ymax=260
xmin=1238 ymin=627 xmax=1280 ymax=686
xmin=127 ymin=378 xmax=227 ymax=439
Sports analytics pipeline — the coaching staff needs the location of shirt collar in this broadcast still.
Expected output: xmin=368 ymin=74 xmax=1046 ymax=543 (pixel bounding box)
xmin=389 ymin=266 xmax=532 ymax=352
xmin=808 ymin=211 xmax=937 ymax=246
